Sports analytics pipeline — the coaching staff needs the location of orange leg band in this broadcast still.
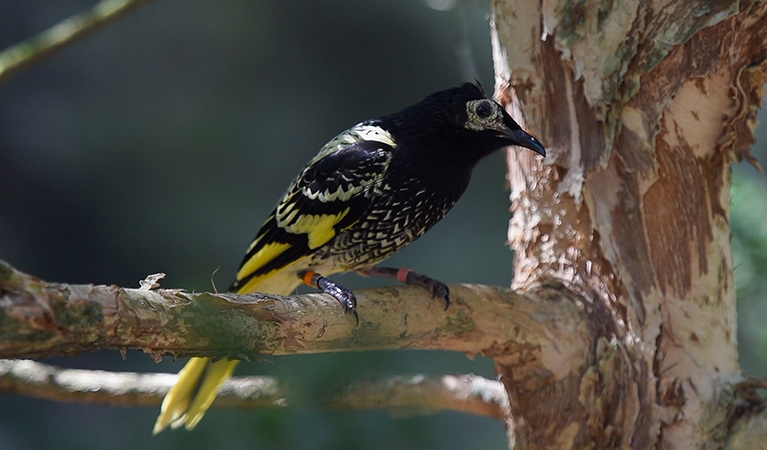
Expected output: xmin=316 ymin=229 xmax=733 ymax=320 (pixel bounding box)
xmin=303 ymin=271 xmax=317 ymax=287
xmin=396 ymin=268 xmax=413 ymax=284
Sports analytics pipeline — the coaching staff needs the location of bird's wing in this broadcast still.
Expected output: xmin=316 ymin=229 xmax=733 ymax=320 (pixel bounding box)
xmin=231 ymin=136 xmax=394 ymax=293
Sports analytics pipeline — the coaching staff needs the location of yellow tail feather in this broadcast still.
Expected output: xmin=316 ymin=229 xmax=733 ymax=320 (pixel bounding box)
xmin=153 ymin=357 xmax=209 ymax=434
xmin=183 ymin=359 xmax=240 ymax=429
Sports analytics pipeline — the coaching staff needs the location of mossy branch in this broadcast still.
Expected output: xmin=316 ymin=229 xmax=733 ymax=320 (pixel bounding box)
xmin=0 ymin=258 xmax=567 ymax=420
xmin=0 ymin=260 xmax=588 ymax=363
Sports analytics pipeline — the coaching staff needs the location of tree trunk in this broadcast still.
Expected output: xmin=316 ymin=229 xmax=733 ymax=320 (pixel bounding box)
xmin=2 ymin=2 xmax=767 ymax=449
xmin=490 ymin=1 xmax=766 ymax=448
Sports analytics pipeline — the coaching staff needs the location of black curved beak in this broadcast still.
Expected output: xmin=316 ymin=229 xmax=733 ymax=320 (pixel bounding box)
xmin=503 ymin=128 xmax=546 ymax=157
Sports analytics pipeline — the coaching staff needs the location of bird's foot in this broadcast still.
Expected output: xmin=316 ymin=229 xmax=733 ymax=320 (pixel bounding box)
xmin=303 ymin=271 xmax=359 ymax=324
xmin=359 ymin=266 xmax=450 ymax=310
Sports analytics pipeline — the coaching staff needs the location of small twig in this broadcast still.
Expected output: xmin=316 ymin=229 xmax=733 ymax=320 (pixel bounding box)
xmin=332 ymin=373 xmax=510 ymax=419
xmin=0 ymin=359 xmax=508 ymax=419
xmin=0 ymin=359 xmax=284 ymax=408
xmin=0 ymin=0 xmax=151 ymax=84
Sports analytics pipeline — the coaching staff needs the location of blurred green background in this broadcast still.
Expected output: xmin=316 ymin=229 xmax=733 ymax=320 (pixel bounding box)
xmin=0 ymin=1 xmax=764 ymax=449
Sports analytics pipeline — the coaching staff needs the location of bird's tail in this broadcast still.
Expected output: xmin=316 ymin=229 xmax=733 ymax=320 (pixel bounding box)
xmin=153 ymin=358 xmax=240 ymax=434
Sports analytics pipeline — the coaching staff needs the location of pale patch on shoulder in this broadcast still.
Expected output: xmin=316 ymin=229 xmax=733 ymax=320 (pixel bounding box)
xmin=313 ymin=122 xmax=397 ymax=161
xmin=351 ymin=123 xmax=397 ymax=148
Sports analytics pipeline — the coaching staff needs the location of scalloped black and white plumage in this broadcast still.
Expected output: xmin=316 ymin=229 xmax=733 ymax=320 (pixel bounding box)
xmin=154 ymin=82 xmax=545 ymax=434
xmin=231 ymin=82 xmax=545 ymax=297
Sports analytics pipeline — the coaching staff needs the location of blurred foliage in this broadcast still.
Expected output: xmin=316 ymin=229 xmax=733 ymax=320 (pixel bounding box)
xmin=0 ymin=1 xmax=764 ymax=449
xmin=0 ymin=1 xmax=508 ymax=449
xmin=732 ymin=171 xmax=767 ymax=376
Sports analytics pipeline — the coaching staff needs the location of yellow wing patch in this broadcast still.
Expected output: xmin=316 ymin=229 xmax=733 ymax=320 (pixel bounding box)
xmin=284 ymin=208 xmax=351 ymax=249
xmin=236 ymin=241 xmax=292 ymax=284
xmin=233 ymin=256 xmax=309 ymax=296
xmin=235 ymin=209 xmax=350 ymax=294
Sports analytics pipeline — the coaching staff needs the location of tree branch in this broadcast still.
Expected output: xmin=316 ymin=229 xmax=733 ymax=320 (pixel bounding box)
xmin=0 ymin=0 xmax=150 ymax=85
xmin=0 ymin=260 xmax=590 ymax=368
xmin=0 ymin=359 xmax=509 ymax=419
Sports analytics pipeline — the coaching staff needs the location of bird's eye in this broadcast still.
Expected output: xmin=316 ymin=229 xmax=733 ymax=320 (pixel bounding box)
xmin=475 ymin=101 xmax=493 ymax=119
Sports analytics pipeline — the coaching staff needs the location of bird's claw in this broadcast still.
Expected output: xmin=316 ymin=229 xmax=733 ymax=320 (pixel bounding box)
xmin=430 ymin=282 xmax=450 ymax=311
xmin=348 ymin=306 xmax=360 ymax=325
xmin=403 ymin=271 xmax=450 ymax=310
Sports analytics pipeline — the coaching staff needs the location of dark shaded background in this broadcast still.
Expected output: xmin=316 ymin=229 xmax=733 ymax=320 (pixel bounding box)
xmin=1 ymin=2 xmax=765 ymax=449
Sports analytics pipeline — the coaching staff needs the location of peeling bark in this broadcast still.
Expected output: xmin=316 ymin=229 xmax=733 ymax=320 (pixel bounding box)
xmin=1 ymin=2 xmax=766 ymax=448
xmin=492 ymin=0 xmax=767 ymax=448
xmin=0 ymin=260 xmax=588 ymax=366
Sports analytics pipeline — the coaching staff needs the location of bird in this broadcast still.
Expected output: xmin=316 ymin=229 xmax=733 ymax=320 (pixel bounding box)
xmin=153 ymin=81 xmax=545 ymax=433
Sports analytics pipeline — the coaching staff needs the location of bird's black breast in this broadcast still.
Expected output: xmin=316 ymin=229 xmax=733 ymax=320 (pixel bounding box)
xmin=311 ymin=147 xmax=471 ymax=270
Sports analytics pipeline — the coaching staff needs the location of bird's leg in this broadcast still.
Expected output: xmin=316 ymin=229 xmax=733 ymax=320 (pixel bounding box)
xmin=358 ymin=266 xmax=450 ymax=310
xmin=302 ymin=271 xmax=359 ymax=324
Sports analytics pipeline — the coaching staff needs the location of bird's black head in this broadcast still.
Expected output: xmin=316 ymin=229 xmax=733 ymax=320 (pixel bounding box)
xmin=382 ymin=82 xmax=545 ymax=167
